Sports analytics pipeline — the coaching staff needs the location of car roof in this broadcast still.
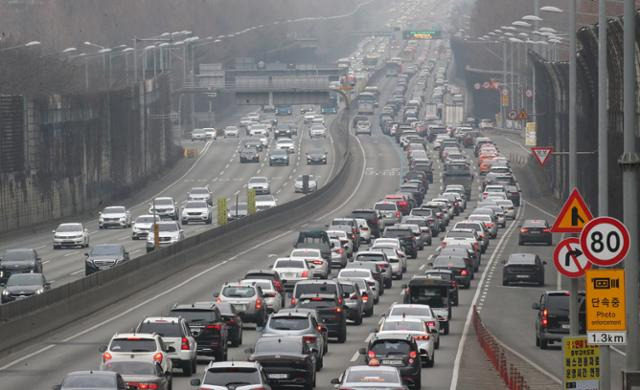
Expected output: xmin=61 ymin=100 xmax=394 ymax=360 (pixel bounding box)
xmin=506 ymin=253 xmax=537 ymax=264
xmin=523 ymin=219 xmax=548 ymax=227
xmin=371 ymin=332 xmax=414 ymax=342
xmin=206 ymin=361 xmax=261 ymax=369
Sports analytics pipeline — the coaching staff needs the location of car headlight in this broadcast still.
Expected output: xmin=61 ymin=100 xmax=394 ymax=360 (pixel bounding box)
xmin=35 ymin=288 xmax=44 ymax=295
xmin=2 ymin=290 xmax=10 ymax=295
xmin=119 ymin=217 xmax=126 ymax=221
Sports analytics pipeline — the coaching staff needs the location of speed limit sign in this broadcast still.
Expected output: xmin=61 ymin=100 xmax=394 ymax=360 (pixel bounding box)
xmin=579 ymin=216 xmax=630 ymax=267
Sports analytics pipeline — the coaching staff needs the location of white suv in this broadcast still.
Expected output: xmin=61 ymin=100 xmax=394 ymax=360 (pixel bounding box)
xmin=149 ymin=197 xmax=179 ymax=220
xmin=223 ymin=126 xmax=239 ymax=137
xmin=98 ymin=206 xmax=132 ymax=229
xmin=52 ymin=223 xmax=89 ymax=249
xmin=100 ymin=333 xmax=173 ymax=374
xmin=135 ymin=317 xmax=197 ymax=375
xmin=181 ymin=200 xmax=212 ymax=224
xmin=247 ymin=176 xmax=270 ymax=194
xmin=131 ymin=214 xmax=161 ymax=240
xmin=145 ymin=221 xmax=184 ymax=252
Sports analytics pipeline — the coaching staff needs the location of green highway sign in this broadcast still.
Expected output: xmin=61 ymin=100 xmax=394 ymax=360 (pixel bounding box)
xmin=402 ymin=30 xmax=442 ymax=40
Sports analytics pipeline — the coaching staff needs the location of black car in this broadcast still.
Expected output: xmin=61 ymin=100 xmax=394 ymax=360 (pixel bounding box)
xmin=240 ymin=147 xmax=260 ymax=163
xmin=519 ymin=219 xmax=552 ymax=245
xmin=360 ymin=333 xmax=422 ymax=389
xmin=55 ymin=371 xmax=128 ymax=390
xmin=171 ymin=302 xmax=229 ymax=361
xmin=248 ymin=336 xmax=316 ymax=388
xmin=1 ymin=273 xmax=50 ymax=303
xmin=431 ymin=256 xmax=471 ymax=288
xmin=215 ymin=302 xmax=244 ymax=346
xmin=503 ymin=253 xmax=546 ymax=286
xmin=434 ymin=245 xmax=477 ymax=276
xmin=295 ymin=293 xmax=347 ymax=343
xmin=532 ymin=291 xmax=586 ymax=349
xmin=269 ymin=149 xmax=289 ymax=166
xmin=85 ymin=244 xmax=130 ymax=276
xmin=274 ymin=124 xmax=295 ymax=138
xmin=306 ymin=148 xmax=328 ymax=165
xmin=243 ymin=139 xmax=263 ymax=152
xmin=350 ymin=209 xmax=382 ymax=238
xmin=424 ymin=269 xmax=459 ymax=306
xmin=100 ymin=360 xmax=171 ymax=390
xmin=382 ymin=226 xmax=418 ymax=258
xmin=0 ymin=248 xmax=43 ymax=285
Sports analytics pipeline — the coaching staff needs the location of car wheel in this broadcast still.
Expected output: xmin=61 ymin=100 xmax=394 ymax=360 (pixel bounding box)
xmin=354 ymin=312 xmax=363 ymax=325
xmin=234 ymin=328 xmax=243 ymax=347
xmin=502 ymin=279 xmax=509 ymax=286
xmin=414 ymin=373 xmax=421 ymax=389
xmin=316 ymin=354 xmax=324 ymax=371
xmin=435 ymin=337 xmax=440 ymax=349
xmin=207 ymin=218 xmax=212 ymax=225
xmin=53 ymin=245 xmax=59 ymax=250
xmin=540 ymin=336 xmax=548 ymax=349
xmin=384 ymin=279 xmax=392 ymax=289
xmin=443 ymin=324 xmax=449 ymax=335
xmin=337 ymin=324 xmax=347 ymax=343
xmin=535 ymin=333 xmax=540 ymax=347
xmin=426 ymin=353 xmax=435 ymax=368
xmin=182 ymin=360 xmax=192 ymax=376
xmin=192 ymin=357 xmax=197 ymax=374
xmin=365 ymin=306 xmax=374 ymax=317
xmin=182 ymin=220 xmax=188 ymax=225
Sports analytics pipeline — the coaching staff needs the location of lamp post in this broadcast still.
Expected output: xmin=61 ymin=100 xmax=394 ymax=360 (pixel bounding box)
xmin=0 ymin=40 xmax=41 ymax=52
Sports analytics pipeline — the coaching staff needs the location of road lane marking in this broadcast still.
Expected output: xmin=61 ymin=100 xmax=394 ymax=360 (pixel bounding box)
xmin=42 ymin=261 xmax=50 ymax=265
xmin=523 ymin=199 xmax=556 ymax=218
xmin=70 ymin=269 xmax=84 ymax=276
xmin=350 ymin=351 xmax=360 ymax=362
xmin=63 ymin=252 xmax=76 ymax=257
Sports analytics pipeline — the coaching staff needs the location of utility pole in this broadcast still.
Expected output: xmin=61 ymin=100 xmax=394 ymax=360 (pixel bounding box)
xmin=568 ymin=0 xmax=579 ymax=337
xmin=503 ymin=40 xmax=507 ymax=126
xmin=597 ymin=0 xmax=610 ymax=388
xmin=622 ymin=0 xmax=639 ymax=372
xmin=133 ymin=37 xmax=138 ymax=84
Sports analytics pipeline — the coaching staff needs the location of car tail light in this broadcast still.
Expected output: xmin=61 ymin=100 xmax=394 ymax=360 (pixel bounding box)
xmin=399 ymin=201 xmax=408 ymax=208
xmin=408 ymin=350 xmax=417 ymax=363
xmin=303 ymin=336 xmax=317 ymax=344
xmin=152 ymin=352 xmax=163 ymax=363
xmin=181 ymin=337 xmax=190 ymax=351
xmin=395 ymin=211 xmax=402 ymax=218
xmin=255 ymin=299 xmax=263 ymax=310
xmin=317 ymin=325 xmax=324 ymax=332
xmin=312 ymin=260 xmax=324 ymax=265
xmin=485 ymin=222 xmax=494 ymax=228
xmin=301 ymin=270 xmax=309 ymax=278
xmin=425 ymin=321 xmax=436 ymax=328
xmin=473 ymin=242 xmax=479 ymax=251
xmin=337 ymin=248 xmax=344 ymax=255
xmin=336 ymin=306 xmax=343 ymax=313
xmin=337 ymin=296 xmax=343 ymax=305
xmin=361 ymin=227 xmax=369 ymax=231
xmin=273 ymin=280 xmax=283 ymax=292
xmin=138 ymin=384 xmax=159 ymax=390
xmin=291 ymin=297 xmax=297 ymax=306
xmin=436 ymin=212 xmax=443 ymax=218
xmin=207 ymin=324 xmax=223 ymax=330
xmin=362 ymin=293 xmax=369 ymax=302
xmin=542 ymin=309 xmax=549 ymax=327
xmin=102 ymin=351 xmax=112 ymax=362
xmin=368 ymin=350 xmax=376 ymax=359
xmin=227 ymin=318 xmax=236 ymax=325
xmin=520 ymin=228 xmax=529 ymax=233
xmin=414 ymin=335 xmax=430 ymax=340
xmin=461 ymin=269 xmax=469 ymax=276
xmin=543 ymin=228 xmax=551 ymax=233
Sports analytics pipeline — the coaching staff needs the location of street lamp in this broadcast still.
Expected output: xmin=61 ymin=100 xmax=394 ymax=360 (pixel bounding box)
xmin=540 ymin=5 xmax=563 ymax=13
xmin=512 ymin=21 xmax=532 ymax=28
xmin=84 ymin=41 xmax=106 ymax=50
xmin=62 ymin=47 xmax=77 ymax=54
xmin=25 ymin=41 xmax=41 ymax=47
xmin=522 ymin=15 xmax=543 ymax=22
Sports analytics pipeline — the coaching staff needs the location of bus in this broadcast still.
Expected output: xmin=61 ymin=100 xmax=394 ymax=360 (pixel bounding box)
xmin=357 ymin=92 xmax=377 ymax=114
xmin=362 ymin=54 xmax=380 ymax=70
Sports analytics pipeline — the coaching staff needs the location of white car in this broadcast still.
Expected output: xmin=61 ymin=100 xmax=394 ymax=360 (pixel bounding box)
xmin=203 ymin=127 xmax=217 ymax=139
xmin=309 ymin=124 xmax=327 ymax=138
xmin=98 ymin=206 xmax=132 ymax=229
xmin=240 ymin=279 xmax=282 ymax=313
xmin=149 ymin=197 xmax=179 ymax=220
xmin=370 ymin=245 xmax=404 ymax=277
xmin=247 ymin=176 xmax=270 ymax=194
xmin=131 ymin=214 xmax=161 ymax=240
xmin=255 ymin=194 xmax=277 ymax=211
xmin=354 ymin=218 xmax=371 ymax=243
xmin=303 ymin=112 xmax=317 ymax=124
xmin=187 ymin=186 xmax=212 ymax=205
xmin=337 ymin=268 xmax=380 ymax=303
xmin=135 ymin=317 xmax=197 ymax=375
xmin=378 ymin=317 xmax=435 ymax=367
xmin=327 ymin=229 xmax=354 ymax=258
xmin=146 ymin=221 xmax=184 ymax=252
xmin=495 ymin=199 xmax=516 ymax=219
xmin=386 ymin=303 xmax=441 ymax=349
xmin=181 ymin=200 xmax=212 ymax=224
xmin=191 ymin=128 xmax=207 ymax=141
xmin=294 ymin=174 xmax=318 ymax=193
xmin=52 ymin=223 xmax=90 ymax=249
xmin=239 ymin=117 xmax=255 ymax=128
xmin=100 ymin=333 xmax=173 ymax=374
xmin=223 ymin=126 xmax=239 ymax=137
xmin=355 ymin=120 xmax=372 ymax=135
xmin=289 ymin=248 xmax=328 ymax=279
xmin=248 ymin=124 xmax=269 ymax=137
xmin=311 ymin=115 xmax=325 ymax=126
xmin=272 ymin=257 xmax=310 ymax=291
xmin=275 ymin=137 xmax=295 ymax=153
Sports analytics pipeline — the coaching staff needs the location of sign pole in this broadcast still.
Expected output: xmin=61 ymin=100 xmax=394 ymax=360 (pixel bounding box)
xmin=568 ymin=0 xmax=579 ymax=339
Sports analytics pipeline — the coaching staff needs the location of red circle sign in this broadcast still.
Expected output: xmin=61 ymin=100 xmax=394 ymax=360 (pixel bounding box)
xmin=579 ymin=216 xmax=630 ymax=267
xmin=553 ymin=237 xmax=592 ymax=278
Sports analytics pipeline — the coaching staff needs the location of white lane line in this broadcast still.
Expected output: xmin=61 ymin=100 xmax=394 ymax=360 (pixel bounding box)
xmin=450 ymin=199 xmax=525 ymax=390
xmin=350 ymin=351 xmax=360 ymax=362
xmin=365 ymin=332 xmax=374 ymax=343
xmin=220 ymin=170 xmax=225 ymax=175
xmin=118 ymin=236 xmax=129 ymax=241
xmin=70 ymin=269 xmax=84 ymax=276
xmin=523 ymin=199 xmax=556 ymax=218
xmin=612 ymin=346 xmax=626 ymax=356
xmin=42 ymin=261 xmax=50 ymax=265
xmin=63 ymin=252 xmax=76 ymax=257
xmin=502 ymin=136 xmax=530 ymax=154
xmin=419 ymin=264 xmax=426 ymax=270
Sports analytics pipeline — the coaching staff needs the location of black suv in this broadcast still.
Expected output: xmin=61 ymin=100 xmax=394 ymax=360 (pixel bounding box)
xmin=0 ymin=248 xmax=43 ymax=285
xmin=350 ymin=209 xmax=383 ymax=238
xmin=360 ymin=333 xmax=422 ymax=389
xmin=502 ymin=253 xmax=546 ymax=286
xmin=532 ymin=291 xmax=585 ymax=349
xmin=382 ymin=226 xmax=418 ymax=258
xmin=295 ymin=293 xmax=347 ymax=343
xmin=171 ymin=302 xmax=228 ymax=361
xmin=85 ymin=244 xmax=130 ymax=276
xmin=215 ymin=302 xmax=244 ymax=346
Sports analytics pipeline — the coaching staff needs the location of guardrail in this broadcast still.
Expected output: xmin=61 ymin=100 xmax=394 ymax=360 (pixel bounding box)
xmin=0 ymin=108 xmax=352 ymax=355
xmin=472 ymin=305 xmax=531 ymax=390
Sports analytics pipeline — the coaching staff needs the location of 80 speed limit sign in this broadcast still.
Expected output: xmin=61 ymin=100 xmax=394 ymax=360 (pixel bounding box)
xmin=579 ymin=217 xmax=630 ymax=267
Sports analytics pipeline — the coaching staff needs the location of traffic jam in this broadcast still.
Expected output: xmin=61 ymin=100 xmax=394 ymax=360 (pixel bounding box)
xmin=40 ymin=27 xmax=548 ymax=389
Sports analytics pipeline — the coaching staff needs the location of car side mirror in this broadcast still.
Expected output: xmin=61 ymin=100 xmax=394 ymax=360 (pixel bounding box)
xmin=52 ymin=230 xmax=56 ymax=234
xmin=531 ymin=303 xmax=540 ymax=310
xmin=166 ymin=346 xmax=176 ymax=353
xmin=213 ymin=292 xmax=220 ymax=297
xmin=190 ymin=379 xmax=201 ymax=386
xmin=427 ymin=262 xmax=433 ymax=266
xmin=98 ymin=345 xmax=107 ymax=353
xmin=359 ymin=347 xmax=367 ymax=355
xmin=244 ymin=347 xmax=255 ymax=354
xmin=330 ymin=378 xmax=341 ymax=385
xmin=84 ymin=253 xmax=89 ymax=256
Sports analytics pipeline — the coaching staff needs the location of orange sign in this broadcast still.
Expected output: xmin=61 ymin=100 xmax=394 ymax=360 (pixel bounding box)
xmin=551 ymin=188 xmax=594 ymax=233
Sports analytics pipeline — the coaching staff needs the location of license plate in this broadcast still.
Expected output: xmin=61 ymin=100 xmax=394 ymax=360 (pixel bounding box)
xmin=516 ymin=275 xmax=529 ymax=278
xmin=268 ymin=374 xmax=288 ymax=379
xmin=382 ymin=359 xmax=403 ymax=365
xmin=530 ymin=231 xmax=539 ymax=234
xmin=562 ymin=324 xmax=570 ymax=329
xmin=233 ymin=304 xmax=247 ymax=311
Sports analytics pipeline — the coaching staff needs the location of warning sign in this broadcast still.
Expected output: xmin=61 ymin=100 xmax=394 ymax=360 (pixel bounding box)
xmin=563 ymin=336 xmax=600 ymax=390
xmin=586 ymin=269 xmax=626 ymax=344
xmin=517 ymin=110 xmax=528 ymax=120
xmin=551 ymin=188 xmax=594 ymax=233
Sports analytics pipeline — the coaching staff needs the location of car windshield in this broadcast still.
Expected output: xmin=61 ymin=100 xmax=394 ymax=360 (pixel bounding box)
xmin=255 ymin=339 xmax=301 ymax=354
xmin=291 ymin=249 xmax=320 ymax=258
xmin=103 ymin=207 xmax=125 ymax=214
xmin=371 ymin=340 xmax=411 ymax=355
xmin=102 ymin=361 xmax=157 ymax=375
xmin=271 ymin=150 xmax=287 ymax=156
xmin=186 ymin=201 xmax=207 ymax=208
xmin=269 ymin=317 xmax=309 ymax=330
xmin=345 ymin=369 xmax=399 ymax=383
xmin=275 ymin=260 xmax=305 ymax=268
xmin=356 ymin=254 xmax=385 ymax=262
xmin=135 ymin=216 xmax=156 ymax=224
xmin=222 ymin=286 xmax=256 ymax=298
xmin=411 ymin=209 xmax=433 ymax=217
xmin=3 ymin=250 xmax=33 ymax=262
xmin=339 ymin=270 xmax=370 ymax=278
xmin=249 ymin=178 xmax=267 ymax=184
xmin=241 ymin=280 xmax=272 ymax=291
xmin=408 ymin=287 xmax=448 ymax=307
xmin=56 ymin=224 xmax=82 ymax=232
xmin=375 ymin=203 xmax=396 ymax=211
xmin=295 ymin=284 xmax=337 ymax=296
xmin=109 ymin=338 xmax=156 ymax=352
xmin=154 ymin=199 xmax=173 ymax=206
xmin=470 ymin=215 xmax=491 ymax=222
xmin=191 ymin=188 xmax=208 ymax=194
xmin=381 ymin=321 xmax=423 ymax=332
xmin=425 ymin=272 xmax=453 ymax=281
xmin=158 ymin=223 xmax=178 ymax=232
xmin=6 ymin=274 xmax=42 ymax=286
xmin=89 ymin=245 xmax=121 ymax=256
xmin=171 ymin=310 xmax=218 ymax=324
xmin=448 ymin=231 xmax=475 ymax=239
xmin=256 ymin=195 xmax=275 ymax=202
xmin=62 ymin=375 xmax=116 ymax=388
xmin=547 ymin=295 xmax=570 ymax=313
xmin=384 ymin=229 xmax=410 ymax=238
xmin=203 ymin=367 xmax=260 ymax=386
xmin=390 ymin=307 xmax=429 ymax=317
xmin=308 ymin=149 xmax=325 ymax=155
xmin=298 ymin=297 xmax=336 ymax=308
xmin=137 ymin=321 xmax=182 ymax=337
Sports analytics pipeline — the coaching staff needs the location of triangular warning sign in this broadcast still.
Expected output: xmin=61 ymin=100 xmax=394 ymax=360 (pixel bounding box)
xmin=531 ymin=147 xmax=553 ymax=166
xmin=551 ymin=187 xmax=594 ymax=233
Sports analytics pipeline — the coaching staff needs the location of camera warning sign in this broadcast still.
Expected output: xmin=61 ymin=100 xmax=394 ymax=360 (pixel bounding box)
xmin=586 ymin=269 xmax=626 ymax=345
